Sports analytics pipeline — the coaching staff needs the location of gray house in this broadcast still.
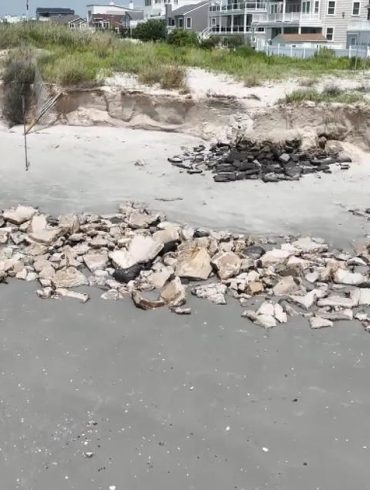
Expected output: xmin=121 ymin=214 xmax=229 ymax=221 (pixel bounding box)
xmin=166 ymin=1 xmax=208 ymax=33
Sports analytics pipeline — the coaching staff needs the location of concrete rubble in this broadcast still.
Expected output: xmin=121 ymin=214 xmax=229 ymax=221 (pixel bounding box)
xmin=169 ymin=139 xmax=351 ymax=183
xmin=0 ymin=202 xmax=369 ymax=332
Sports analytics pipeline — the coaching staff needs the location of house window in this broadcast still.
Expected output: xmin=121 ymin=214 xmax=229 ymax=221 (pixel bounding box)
xmin=256 ymin=26 xmax=265 ymax=32
xmin=352 ymin=2 xmax=360 ymax=15
xmin=326 ymin=26 xmax=334 ymax=40
xmin=186 ymin=17 xmax=192 ymax=29
xmin=314 ymin=1 xmax=319 ymax=14
xmin=212 ymin=17 xmax=216 ymax=25
xmin=327 ymin=1 xmax=335 ymax=15
xmin=144 ymin=0 xmax=151 ymax=5
xmin=178 ymin=17 xmax=184 ymax=27
xmin=302 ymin=1 xmax=311 ymax=14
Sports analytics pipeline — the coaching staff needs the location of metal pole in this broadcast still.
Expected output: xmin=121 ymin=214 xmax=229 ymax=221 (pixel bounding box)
xmin=26 ymin=0 xmax=29 ymax=20
xmin=22 ymin=96 xmax=30 ymax=171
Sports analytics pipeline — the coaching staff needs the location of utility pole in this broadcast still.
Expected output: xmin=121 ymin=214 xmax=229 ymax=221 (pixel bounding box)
xmin=26 ymin=0 xmax=29 ymax=20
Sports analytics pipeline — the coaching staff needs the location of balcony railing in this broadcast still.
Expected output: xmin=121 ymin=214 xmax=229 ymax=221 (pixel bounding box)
xmin=209 ymin=2 xmax=267 ymax=12
xmin=210 ymin=25 xmax=253 ymax=33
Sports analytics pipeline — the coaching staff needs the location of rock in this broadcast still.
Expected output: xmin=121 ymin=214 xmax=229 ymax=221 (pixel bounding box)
xmin=52 ymin=267 xmax=88 ymax=288
xmin=333 ymin=268 xmax=366 ymax=286
xmin=358 ymin=288 xmax=370 ymax=306
xmin=211 ymin=251 xmax=241 ymax=280
xmin=289 ymin=289 xmax=324 ymax=309
xmin=257 ymin=301 xmax=275 ymax=316
xmin=317 ymin=294 xmax=358 ymax=309
xmin=242 ymin=309 xmax=277 ymax=329
xmin=272 ymin=276 xmax=299 ymax=296
xmin=113 ymin=263 xmax=148 ymax=283
xmin=160 ymin=277 xmax=186 ymax=307
xmin=153 ymin=228 xmax=179 ymax=244
xmin=55 ymin=288 xmax=89 ymax=303
xmin=0 ymin=229 xmax=9 ymax=244
xmin=317 ymin=308 xmax=353 ymax=321
xmin=109 ymin=235 xmax=163 ymax=269
xmin=260 ymin=249 xmax=292 ymax=267
xmin=279 ymin=153 xmax=290 ymax=163
xmin=171 ymin=306 xmax=191 ymax=315
xmin=36 ymin=287 xmax=54 ymax=299
xmin=90 ymin=235 xmax=109 ymax=248
xmin=148 ymin=267 xmax=173 ymax=289
xmin=127 ymin=211 xmax=158 ymax=229
xmin=176 ymin=247 xmax=212 ymax=281
xmin=191 ymin=283 xmax=227 ymax=304
xmin=292 ymin=236 xmax=327 ymax=253
xmin=246 ymin=281 xmax=264 ymax=295
xmin=3 ymin=205 xmax=37 ymax=225
xmin=26 ymin=272 xmax=38 ymax=282
xmin=16 ymin=268 xmax=28 ymax=280
xmin=38 ymin=266 xmax=56 ymax=281
xmin=310 ymin=317 xmax=333 ymax=329
xmin=305 ymin=271 xmax=320 ymax=283
xmin=274 ymin=303 xmax=287 ymax=323
xmin=131 ymin=290 xmax=166 ymax=310
xmin=29 ymin=215 xmax=62 ymax=245
xmin=59 ymin=214 xmax=80 ymax=234
xmin=243 ymin=245 xmax=266 ymax=259
xmin=83 ymin=252 xmax=108 ymax=272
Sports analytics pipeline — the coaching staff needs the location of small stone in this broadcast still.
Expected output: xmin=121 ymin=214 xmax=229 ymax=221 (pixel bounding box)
xmin=26 ymin=272 xmax=38 ymax=282
xmin=36 ymin=287 xmax=54 ymax=299
xmin=305 ymin=271 xmax=320 ymax=283
xmin=358 ymin=288 xmax=370 ymax=306
xmin=243 ymin=245 xmax=266 ymax=259
xmin=101 ymin=289 xmax=120 ymax=300
xmin=132 ymin=290 xmax=166 ymax=310
xmin=127 ymin=211 xmax=159 ymax=229
xmin=274 ymin=303 xmax=287 ymax=323
xmin=260 ymin=249 xmax=292 ymax=267
xmin=292 ymin=237 xmax=328 ymax=253
xmin=29 ymin=215 xmax=62 ymax=245
xmin=317 ymin=294 xmax=358 ymax=309
xmin=15 ymin=268 xmax=28 ymax=280
xmin=84 ymin=451 xmax=94 ymax=458
xmin=246 ymin=281 xmax=264 ymax=295
xmin=171 ymin=306 xmax=191 ymax=315
xmin=59 ymin=214 xmax=80 ymax=234
xmin=109 ymin=235 xmax=163 ymax=269
xmin=310 ymin=317 xmax=333 ymax=329
xmin=55 ymin=288 xmax=89 ymax=303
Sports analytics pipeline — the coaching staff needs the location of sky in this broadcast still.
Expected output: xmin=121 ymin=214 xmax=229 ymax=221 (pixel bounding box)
xmin=0 ymin=0 xmax=142 ymax=16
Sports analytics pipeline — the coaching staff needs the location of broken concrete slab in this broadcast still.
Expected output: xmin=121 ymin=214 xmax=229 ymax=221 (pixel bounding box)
xmin=260 ymin=249 xmax=292 ymax=267
xmin=160 ymin=277 xmax=186 ymax=307
xmin=176 ymin=247 xmax=212 ymax=281
xmin=292 ymin=236 xmax=328 ymax=253
xmin=333 ymin=268 xmax=367 ymax=286
xmin=110 ymin=235 xmax=163 ymax=269
xmin=191 ymin=283 xmax=227 ymax=304
xmin=3 ymin=205 xmax=37 ymax=225
xmin=29 ymin=215 xmax=63 ymax=245
xmin=310 ymin=317 xmax=333 ymax=329
xmin=272 ymin=276 xmax=299 ymax=296
xmin=83 ymin=252 xmax=109 ymax=272
xmin=52 ymin=267 xmax=88 ymax=288
xmin=211 ymin=251 xmax=241 ymax=280
xmin=55 ymin=288 xmax=89 ymax=303
xmin=131 ymin=290 xmax=166 ymax=310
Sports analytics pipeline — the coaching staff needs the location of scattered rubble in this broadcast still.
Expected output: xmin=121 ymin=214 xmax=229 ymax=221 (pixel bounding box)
xmin=169 ymin=139 xmax=350 ymax=183
xmin=0 ymin=203 xmax=369 ymax=332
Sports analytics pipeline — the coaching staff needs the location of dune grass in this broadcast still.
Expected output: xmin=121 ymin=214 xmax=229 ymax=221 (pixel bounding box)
xmin=0 ymin=23 xmax=369 ymax=88
xmin=281 ymin=85 xmax=366 ymax=104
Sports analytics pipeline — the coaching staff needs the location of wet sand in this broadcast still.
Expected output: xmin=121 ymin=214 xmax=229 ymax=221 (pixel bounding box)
xmin=1 ymin=123 xmax=370 ymax=490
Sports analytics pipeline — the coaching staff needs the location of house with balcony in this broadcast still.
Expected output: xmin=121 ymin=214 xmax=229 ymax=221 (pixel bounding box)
xmin=207 ymin=0 xmax=370 ymax=48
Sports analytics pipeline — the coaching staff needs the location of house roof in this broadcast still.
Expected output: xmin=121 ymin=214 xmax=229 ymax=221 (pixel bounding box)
xmin=125 ymin=10 xmax=144 ymax=20
xmin=36 ymin=7 xmax=75 ymax=14
xmin=49 ymin=14 xmax=82 ymax=24
xmin=171 ymin=1 xmax=207 ymax=16
xmin=273 ymin=33 xmax=327 ymax=43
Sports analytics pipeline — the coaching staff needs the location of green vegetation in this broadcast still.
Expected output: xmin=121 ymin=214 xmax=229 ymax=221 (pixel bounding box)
xmin=167 ymin=29 xmax=199 ymax=47
xmin=281 ymin=85 xmax=366 ymax=104
xmin=132 ymin=19 xmax=167 ymax=42
xmin=0 ymin=23 xmax=369 ymax=89
xmin=2 ymin=48 xmax=35 ymax=125
xmin=138 ymin=64 xmax=187 ymax=90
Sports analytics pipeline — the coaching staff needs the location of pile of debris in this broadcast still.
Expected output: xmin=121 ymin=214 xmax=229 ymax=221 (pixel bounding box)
xmin=169 ymin=139 xmax=352 ymax=183
xmin=0 ymin=203 xmax=369 ymax=331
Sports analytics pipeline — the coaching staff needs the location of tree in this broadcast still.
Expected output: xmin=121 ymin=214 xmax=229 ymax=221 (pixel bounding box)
xmin=133 ymin=19 xmax=167 ymax=42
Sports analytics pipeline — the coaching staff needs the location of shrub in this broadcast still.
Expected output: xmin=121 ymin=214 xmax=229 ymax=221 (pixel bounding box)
xmin=199 ymin=35 xmax=219 ymax=50
xmin=222 ymin=35 xmax=244 ymax=49
xmin=138 ymin=64 xmax=186 ymax=90
xmin=244 ymin=74 xmax=262 ymax=87
xmin=132 ymin=20 xmax=167 ymax=42
xmin=2 ymin=52 xmax=35 ymax=125
xmin=167 ymin=29 xmax=199 ymax=47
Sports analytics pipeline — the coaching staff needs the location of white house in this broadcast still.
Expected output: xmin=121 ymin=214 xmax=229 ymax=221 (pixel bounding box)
xmin=144 ymin=0 xmax=197 ymax=19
